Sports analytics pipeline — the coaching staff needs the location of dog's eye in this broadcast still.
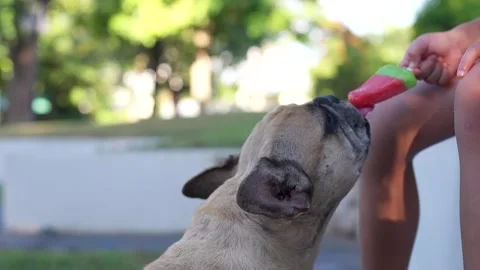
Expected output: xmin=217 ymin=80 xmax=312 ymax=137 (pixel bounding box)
xmin=277 ymin=193 xmax=286 ymax=201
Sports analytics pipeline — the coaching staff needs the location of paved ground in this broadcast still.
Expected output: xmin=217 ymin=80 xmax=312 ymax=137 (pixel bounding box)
xmin=0 ymin=231 xmax=360 ymax=269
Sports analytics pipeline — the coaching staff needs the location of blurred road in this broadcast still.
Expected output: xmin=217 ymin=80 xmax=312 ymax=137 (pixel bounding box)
xmin=0 ymin=232 xmax=359 ymax=269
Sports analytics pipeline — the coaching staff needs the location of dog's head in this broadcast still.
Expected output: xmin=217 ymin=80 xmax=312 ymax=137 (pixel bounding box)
xmin=182 ymin=95 xmax=370 ymax=219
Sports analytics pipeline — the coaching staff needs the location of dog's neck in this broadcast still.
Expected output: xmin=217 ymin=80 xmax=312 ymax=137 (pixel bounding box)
xmin=196 ymin=179 xmax=340 ymax=268
xmin=244 ymin=198 xmax=339 ymax=253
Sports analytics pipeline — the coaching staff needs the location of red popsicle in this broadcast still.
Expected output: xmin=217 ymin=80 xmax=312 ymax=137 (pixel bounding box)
xmin=348 ymin=64 xmax=417 ymax=110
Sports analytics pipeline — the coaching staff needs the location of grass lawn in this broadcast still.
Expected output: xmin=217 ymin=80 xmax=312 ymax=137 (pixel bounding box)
xmin=0 ymin=251 xmax=159 ymax=270
xmin=0 ymin=112 xmax=266 ymax=148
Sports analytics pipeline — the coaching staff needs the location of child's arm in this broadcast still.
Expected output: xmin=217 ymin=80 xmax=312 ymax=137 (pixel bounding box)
xmin=451 ymin=18 xmax=480 ymax=43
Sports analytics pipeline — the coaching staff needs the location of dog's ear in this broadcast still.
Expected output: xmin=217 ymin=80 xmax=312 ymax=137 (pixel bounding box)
xmin=182 ymin=154 xmax=239 ymax=199
xmin=236 ymin=157 xmax=313 ymax=218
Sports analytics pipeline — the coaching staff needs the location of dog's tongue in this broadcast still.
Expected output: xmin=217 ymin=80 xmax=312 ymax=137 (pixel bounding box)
xmin=357 ymin=106 xmax=374 ymax=117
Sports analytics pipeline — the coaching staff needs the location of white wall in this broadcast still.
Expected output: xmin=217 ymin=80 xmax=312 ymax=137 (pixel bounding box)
xmin=0 ymin=137 xmax=161 ymax=181
xmin=409 ymin=137 xmax=463 ymax=270
xmin=3 ymin=148 xmax=236 ymax=234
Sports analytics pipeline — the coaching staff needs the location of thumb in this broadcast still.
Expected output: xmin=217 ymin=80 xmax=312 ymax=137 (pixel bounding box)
xmin=400 ymin=37 xmax=428 ymax=70
xmin=457 ymin=42 xmax=480 ymax=78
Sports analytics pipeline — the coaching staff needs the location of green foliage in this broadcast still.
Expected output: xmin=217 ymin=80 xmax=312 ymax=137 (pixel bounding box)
xmin=0 ymin=0 xmax=139 ymax=122
xmin=109 ymin=0 xmax=292 ymax=59
xmin=368 ymin=27 xmax=413 ymax=64
xmin=414 ymin=0 xmax=480 ymax=35
xmin=0 ymin=0 xmax=297 ymax=123
xmin=0 ymin=0 xmax=15 ymax=85
xmin=209 ymin=0 xmax=291 ymax=61
xmin=311 ymin=28 xmax=382 ymax=99
xmin=3 ymin=0 xmax=468 ymax=123
xmin=0 ymin=0 xmax=16 ymax=42
xmin=37 ymin=0 xmax=136 ymax=121
xmin=110 ymin=0 xmax=215 ymax=47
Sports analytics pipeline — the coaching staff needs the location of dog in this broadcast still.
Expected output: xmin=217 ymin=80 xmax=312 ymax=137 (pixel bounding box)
xmin=145 ymin=95 xmax=370 ymax=270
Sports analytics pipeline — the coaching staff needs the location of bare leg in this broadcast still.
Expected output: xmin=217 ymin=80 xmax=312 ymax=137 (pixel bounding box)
xmin=454 ymin=62 xmax=480 ymax=270
xmin=359 ymin=81 xmax=455 ymax=270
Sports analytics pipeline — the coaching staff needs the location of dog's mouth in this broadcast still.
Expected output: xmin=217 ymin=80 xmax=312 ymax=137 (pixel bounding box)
xmin=313 ymin=96 xmax=369 ymax=130
xmin=313 ymin=96 xmax=370 ymax=152
xmin=357 ymin=107 xmax=373 ymax=118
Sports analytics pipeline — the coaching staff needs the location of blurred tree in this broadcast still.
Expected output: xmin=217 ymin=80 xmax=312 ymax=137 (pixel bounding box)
xmin=109 ymin=0 xmax=292 ymax=115
xmin=299 ymin=0 xmax=413 ymax=100
xmin=0 ymin=0 xmax=138 ymax=124
xmin=1 ymin=0 xmax=49 ymax=123
xmin=310 ymin=23 xmax=385 ymax=99
xmin=414 ymin=0 xmax=480 ymax=35
xmin=109 ymin=0 xmax=290 ymax=57
xmin=37 ymin=0 xmax=136 ymax=123
xmin=367 ymin=27 xmax=413 ymax=64
xmin=0 ymin=0 xmax=421 ymax=123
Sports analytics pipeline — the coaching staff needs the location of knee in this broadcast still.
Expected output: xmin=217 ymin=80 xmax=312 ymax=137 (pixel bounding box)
xmin=455 ymin=62 xmax=480 ymax=135
xmin=367 ymin=117 xmax=445 ymax=164
xmin=457 ymin=61 xmax=480 ymax=94
xmin=364 ymin=110 xmax=415 ymax=170
xmin=363 ymin=81 xmax=454 ymax=173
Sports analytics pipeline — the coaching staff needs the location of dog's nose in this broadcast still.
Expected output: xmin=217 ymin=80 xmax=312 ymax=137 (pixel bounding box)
xmin=313 ymin=95 xmax=340 ymax=106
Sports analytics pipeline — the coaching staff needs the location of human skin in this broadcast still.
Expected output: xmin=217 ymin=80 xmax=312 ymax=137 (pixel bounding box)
xmin=358 ymin=18 xmax=480 ymax=270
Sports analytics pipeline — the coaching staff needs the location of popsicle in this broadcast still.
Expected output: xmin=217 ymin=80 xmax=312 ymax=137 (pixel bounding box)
xmin=348 ymin=64 xmax=417 ymax=110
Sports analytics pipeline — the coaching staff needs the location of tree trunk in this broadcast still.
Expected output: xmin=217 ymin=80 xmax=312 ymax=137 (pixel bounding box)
xmin=4 ymin=0 xmax=49 ymax=124
xmin=146 ymin=40 xmax=164 ymax=119
xmin=5 ymin=40 xmax=38 ymax=123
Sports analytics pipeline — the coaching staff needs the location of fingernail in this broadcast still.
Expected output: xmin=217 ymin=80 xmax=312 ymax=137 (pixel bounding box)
xmin=457 ymin=70 xmax=465 ymax=77
xmin=405 ymin=63 xmax=415 ymax=71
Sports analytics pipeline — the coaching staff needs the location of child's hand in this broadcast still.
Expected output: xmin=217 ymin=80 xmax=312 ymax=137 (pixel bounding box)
xmin=457 ymin=40 xmax=480 ymax=78
xmin=400 ymin=31 xmax=470 ymax=85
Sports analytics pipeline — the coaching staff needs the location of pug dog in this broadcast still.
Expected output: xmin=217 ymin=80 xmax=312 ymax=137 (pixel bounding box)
xmin=145 ymin=95 xmax=370 ymax=270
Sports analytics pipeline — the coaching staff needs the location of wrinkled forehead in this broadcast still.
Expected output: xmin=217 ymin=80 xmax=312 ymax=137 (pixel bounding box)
xmin=239 ymin=104 xmax=326 ymax=167
xmin=261 ymin=104 xmax=324 ymax=136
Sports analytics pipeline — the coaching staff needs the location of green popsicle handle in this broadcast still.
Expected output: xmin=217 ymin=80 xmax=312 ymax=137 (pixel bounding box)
xmin=375 ymin=64 xmax=417 ymax=89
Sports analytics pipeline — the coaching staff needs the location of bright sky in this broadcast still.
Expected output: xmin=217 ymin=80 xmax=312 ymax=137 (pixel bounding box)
xmin=320 ymin=0 xmax=428 ymax=36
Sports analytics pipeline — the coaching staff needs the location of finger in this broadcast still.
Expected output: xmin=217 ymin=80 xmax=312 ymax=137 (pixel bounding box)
xmin=425 ymin=60 xmax=443 ymax=84
xmin=417 ymin=55 xmax=437 ymax=80
xmin=442 ymin=59 xmax=457 ymax=79
xmin=438 ymin=61 xmax=452 ymax=86
xmin=411 ymin=68 xmax=422 ymax=78
xmin=400 ymin=36 xmax=428 ymax=69
xmin=457 ymin=42 xmax=480 ymax=77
